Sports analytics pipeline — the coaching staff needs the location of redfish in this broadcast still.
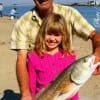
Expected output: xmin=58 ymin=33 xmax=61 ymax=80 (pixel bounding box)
xmin=35 ymin=54 xmax=100 ymax=100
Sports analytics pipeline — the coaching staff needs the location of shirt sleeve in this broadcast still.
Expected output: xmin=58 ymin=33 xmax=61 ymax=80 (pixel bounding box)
xmin=71 ymin=8 xmax=95 ymax=40
xmin=27 ymin=53 xmax=37 ymax=96
xmin=11 ymin=16 xmax=30 ymax=50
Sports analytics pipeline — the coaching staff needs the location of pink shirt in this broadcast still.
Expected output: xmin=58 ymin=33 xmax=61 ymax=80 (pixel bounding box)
xmin=28 ymin=51 xmax=76 ymax=97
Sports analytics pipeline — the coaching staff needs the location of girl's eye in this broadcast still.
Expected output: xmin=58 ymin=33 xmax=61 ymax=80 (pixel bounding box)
xmin=47 ymin=32 xmax=61 ymax=36
xmin=54 ymin=34 xmax=60 ymax=36
xmin=47 ymin=33 xmax=52 ymax=35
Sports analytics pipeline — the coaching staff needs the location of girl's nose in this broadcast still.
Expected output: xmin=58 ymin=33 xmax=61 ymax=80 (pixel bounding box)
xmin=50 ymin=36 xmax=56 ymax=41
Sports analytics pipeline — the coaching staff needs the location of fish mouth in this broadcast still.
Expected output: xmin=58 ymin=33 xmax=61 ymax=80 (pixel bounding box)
xmin=88 ymin=55 xmax=95 ymax=68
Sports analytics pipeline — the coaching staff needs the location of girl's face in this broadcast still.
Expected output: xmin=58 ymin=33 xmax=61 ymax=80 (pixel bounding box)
xmin=45 ymin=32 xmax=62 ymax=51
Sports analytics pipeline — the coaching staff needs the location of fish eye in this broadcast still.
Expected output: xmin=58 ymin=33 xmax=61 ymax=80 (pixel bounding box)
xmin=84 ymin=58 xmax=87 ymax=62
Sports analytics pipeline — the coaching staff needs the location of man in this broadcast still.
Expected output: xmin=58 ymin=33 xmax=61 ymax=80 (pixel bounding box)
xmin=10 ymin=8 xmax=17 ymax=20
xmin=11 ymin=0 xmax=100 ymax=100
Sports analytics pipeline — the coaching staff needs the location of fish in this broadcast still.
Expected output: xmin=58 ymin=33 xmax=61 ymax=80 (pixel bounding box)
xmin=35 ymin=54 xmax=100 ymax=100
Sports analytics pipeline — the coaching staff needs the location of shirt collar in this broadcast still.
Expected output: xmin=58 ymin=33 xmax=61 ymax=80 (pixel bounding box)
xmin=31 ymin=7 xmax=42 ymax=27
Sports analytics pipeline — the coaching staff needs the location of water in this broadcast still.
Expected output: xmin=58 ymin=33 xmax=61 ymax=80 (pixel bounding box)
xmin=3 ymin=5 xmax=33 ymax=17
xmin=74 ymin=6 xmax=100 ymax=32
xmin=3 ymin=5 xmax=100 ymax=32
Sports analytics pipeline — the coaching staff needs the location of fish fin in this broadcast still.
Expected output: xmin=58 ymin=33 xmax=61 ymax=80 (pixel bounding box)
xmin=35 ymin=84 xmax=50 ymax=99
xmin=59 ymin=82 xmax=74 ymax=96
xmin=54 ymin=83 xmax=79 ymax=100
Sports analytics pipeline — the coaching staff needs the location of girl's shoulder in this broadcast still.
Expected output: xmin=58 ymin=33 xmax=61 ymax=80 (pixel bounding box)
xmin=28 ymin=51 xmax=42 ymax=69
xmin=62 ymin=50 xmax=76 ymax=60
xmin=28 ymin=50 xmax=39 ymax=59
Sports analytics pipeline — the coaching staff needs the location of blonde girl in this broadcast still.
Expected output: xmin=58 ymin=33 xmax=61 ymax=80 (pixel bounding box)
xmin=28 ymin=13 xmax=78 ymax=100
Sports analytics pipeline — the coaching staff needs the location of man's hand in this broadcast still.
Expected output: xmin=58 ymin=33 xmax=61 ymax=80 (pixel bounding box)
xmin=90 ymin=31 xmax=100 ymax=75
xmin=21 ymin=96 xmax=33 ymax=100
xmin=93 ymin=65 xmax=100 ymax=75
xmin=93 ymin=55 xmax=100 ymax=75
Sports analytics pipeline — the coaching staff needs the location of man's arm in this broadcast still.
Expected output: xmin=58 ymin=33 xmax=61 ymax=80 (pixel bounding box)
xmin=89 ymin=31 xmax=100 ymax=75
xmin=16 ymin=50 xmax=32 ymax=100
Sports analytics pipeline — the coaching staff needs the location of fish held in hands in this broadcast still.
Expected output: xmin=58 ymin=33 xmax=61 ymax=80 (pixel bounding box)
xmin=35 ymin=54 xmax=100 ymax=100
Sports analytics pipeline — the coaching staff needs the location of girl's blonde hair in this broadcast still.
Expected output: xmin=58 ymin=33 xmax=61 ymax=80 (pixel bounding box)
xmin=35 ymin=13 xmax=71 ymax=56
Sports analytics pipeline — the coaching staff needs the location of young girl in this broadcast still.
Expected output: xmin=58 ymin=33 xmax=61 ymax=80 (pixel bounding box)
xmin=27 ymin=13 xmax=78 ymax=100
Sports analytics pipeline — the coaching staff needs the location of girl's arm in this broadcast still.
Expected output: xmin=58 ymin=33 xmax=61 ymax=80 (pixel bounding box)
xmin=27 ymin=53 xmax=37 ymax=98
